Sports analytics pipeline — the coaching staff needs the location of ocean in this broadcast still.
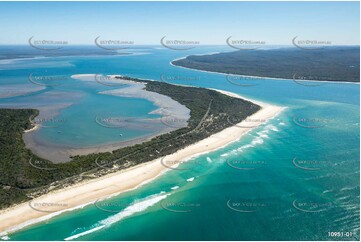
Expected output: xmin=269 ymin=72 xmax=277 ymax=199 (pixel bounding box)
xmin=0 ymin=46 xmax=359 ymax=241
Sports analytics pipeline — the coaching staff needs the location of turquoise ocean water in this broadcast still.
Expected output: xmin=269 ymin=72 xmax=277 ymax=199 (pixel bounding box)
xmin=0 ymin=46 xmax=359 ymax=240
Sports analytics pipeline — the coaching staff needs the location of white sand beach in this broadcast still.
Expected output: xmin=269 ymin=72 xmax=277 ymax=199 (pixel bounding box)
xmin=0 ymin=90 xmax=284 ymax=235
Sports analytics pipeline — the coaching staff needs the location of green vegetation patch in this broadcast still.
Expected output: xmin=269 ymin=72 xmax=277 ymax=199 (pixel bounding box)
xmin=0 ymin=78 xmax=260 ymax=209
xmin=172 ymin=47 xmax=360 ymax=82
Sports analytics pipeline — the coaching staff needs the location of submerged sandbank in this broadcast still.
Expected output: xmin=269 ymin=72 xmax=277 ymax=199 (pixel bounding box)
xmin=22 ymin=74 xmax=190 ymax=162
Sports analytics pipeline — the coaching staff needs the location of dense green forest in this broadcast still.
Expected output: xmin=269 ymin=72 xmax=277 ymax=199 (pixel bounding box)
xmin=0 ymin=78 xmax=260 ymax=209
xmin=172 ymin=47 xmax=360 ymax=82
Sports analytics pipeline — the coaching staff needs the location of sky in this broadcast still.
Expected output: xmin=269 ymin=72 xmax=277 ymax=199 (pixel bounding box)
xmin=0 ymin=1 xmax=359 ymax=45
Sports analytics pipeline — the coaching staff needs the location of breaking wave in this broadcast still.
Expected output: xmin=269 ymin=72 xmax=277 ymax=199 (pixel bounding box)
xmin=64 ymin=192 xmax=168 ymax=241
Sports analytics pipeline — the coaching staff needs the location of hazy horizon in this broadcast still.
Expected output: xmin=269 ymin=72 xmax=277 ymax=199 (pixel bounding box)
xmin=0 ymin=1 xmax=359 ymax=45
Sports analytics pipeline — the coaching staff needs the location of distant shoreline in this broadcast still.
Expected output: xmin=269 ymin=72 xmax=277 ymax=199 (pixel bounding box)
xmin=0 ymin=89 xmax=284 ymax=236
xmin=171 ymin=53 xmax=360 ymax=85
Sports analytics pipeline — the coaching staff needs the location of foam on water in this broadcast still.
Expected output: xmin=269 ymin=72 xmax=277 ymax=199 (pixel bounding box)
xmin=64 ymin=226 xmax=105 ymax=241
xmin=219 ymin=122 xmax=280 ymax=158
xmin=265 ymin=124 xmax=279 ymax=132
xmin=64 ymin=192 xmax=168 ymax=241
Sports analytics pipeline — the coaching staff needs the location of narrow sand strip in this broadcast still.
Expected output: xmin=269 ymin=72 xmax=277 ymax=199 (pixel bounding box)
xmin=0 ymin=90 xmax=284 ymax=235
xmin=24 ymin=124 xmax=40 ymax=133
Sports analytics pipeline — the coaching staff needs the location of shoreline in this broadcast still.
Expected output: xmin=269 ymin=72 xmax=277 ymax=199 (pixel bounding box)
xmin=24 ymin=123 xmax=40 ymax=133
xmin=0 ymin=89 xmax=284 ymax=236
xmin=170 ymin=56 xmax=360 ymax=85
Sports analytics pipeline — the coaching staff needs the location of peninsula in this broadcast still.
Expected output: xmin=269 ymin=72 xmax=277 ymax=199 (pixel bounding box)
xmin=0 ymin=77 xmax=282 ymax=234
